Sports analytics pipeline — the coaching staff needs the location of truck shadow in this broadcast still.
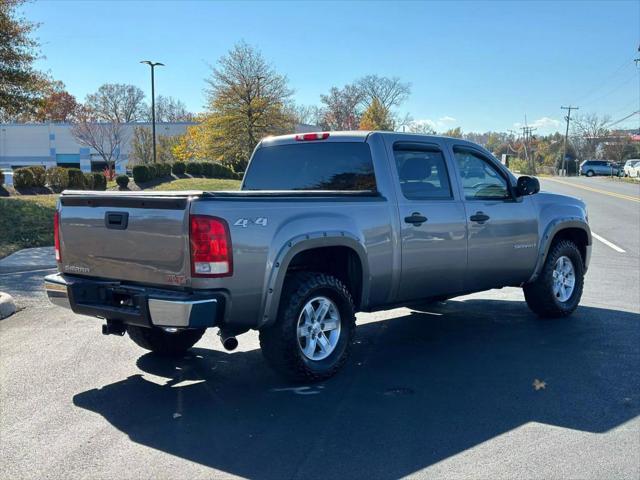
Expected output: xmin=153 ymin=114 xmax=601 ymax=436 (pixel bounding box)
xmin=73 ymin=300 xmax=640 ymax=479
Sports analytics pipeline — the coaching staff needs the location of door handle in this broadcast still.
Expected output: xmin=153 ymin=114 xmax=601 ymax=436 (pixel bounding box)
xmin=470 ymin=212 xmax=490 ymax=224
xmin=404 ymin=212 xmax=428 ymax=225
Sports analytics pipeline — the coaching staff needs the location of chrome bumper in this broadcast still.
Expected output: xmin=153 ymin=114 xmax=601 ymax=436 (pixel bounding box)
xmin=44 ymin=273 xmax=221 ymax=329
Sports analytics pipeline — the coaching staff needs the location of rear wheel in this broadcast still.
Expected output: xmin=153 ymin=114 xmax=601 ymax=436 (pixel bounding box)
xmin=259 ymin=272 xmax=356 ymax=382
xmin=127 ymin=325 xmax=205 ymax=356
xmin=523 ymin=240 xmax=584 ymax=318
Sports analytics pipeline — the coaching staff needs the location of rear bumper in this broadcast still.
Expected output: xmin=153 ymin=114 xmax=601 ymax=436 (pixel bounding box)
xmin=44 ymin=273 xmax=224 ymax=329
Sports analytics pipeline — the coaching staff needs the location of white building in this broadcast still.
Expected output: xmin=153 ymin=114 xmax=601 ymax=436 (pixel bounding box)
xmin=0 ymin=122 xmax=319 ymax=174
xmin=0 ymin=122 xmax=195 ymax=173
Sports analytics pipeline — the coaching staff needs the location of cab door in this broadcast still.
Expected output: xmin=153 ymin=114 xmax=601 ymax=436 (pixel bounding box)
xmin=451 ymin=146 xmax=539 ymax=291
xmin=391 ymin=141 xmax=468 ymax=302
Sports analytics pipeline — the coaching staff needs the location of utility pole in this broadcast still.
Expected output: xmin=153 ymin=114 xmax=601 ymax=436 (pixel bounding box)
xmin=560 ymin=106 xmax=578 ymax=176
xmin=520 ymin=120 xmax=537 ymax=174
xmin=140 ymin=60 xmax=164 ymax=163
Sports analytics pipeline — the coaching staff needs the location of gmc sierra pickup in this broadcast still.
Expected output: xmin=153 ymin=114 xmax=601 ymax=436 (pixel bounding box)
xmin=45 ymin=131 xmax=591 ymax=381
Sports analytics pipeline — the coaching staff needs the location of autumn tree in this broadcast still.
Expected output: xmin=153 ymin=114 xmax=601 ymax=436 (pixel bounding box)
xmin=202 ymin=41 xmax=295 ymax=170
xmin=34 ymin=81 xmax=79 ymax=122
xmin=319 ymin=84 xmax=363 ymax=130
xmin=359 ymin=98 xmax=394 ymax=130
xmin=129 ymin=126 xmax=153 ymax=164
xmin=0 ymin=0 xmax=48 ymax=121
xmin=85 ymin=83 xmax=146 ymax=123
xmin=443 ymin=127 xmax=463 ymax=138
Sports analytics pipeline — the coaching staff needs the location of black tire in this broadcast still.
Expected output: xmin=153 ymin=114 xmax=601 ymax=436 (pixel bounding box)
xmin=523 ymin=240 xmax=584 ymax=318
xmin=127 ymin=325 xmax=205 ymax=356
xmin=586 ymin=170 xmax=594 ymax=177
xmin=259 ymin=272 xmax=356 ymax=382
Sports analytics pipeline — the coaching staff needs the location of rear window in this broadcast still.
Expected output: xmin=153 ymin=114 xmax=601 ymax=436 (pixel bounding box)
xmin=242 ymin=142 xmax=377 ymax=191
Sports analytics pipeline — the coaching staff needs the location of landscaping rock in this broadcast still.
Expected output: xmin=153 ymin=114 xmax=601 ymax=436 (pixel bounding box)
xmin=0 ymin=292 xmax=16 ymax=319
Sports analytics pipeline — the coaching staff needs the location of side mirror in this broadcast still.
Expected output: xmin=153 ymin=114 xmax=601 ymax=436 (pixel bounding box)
xmin=516 ymin=175 xmax=540 ymax=196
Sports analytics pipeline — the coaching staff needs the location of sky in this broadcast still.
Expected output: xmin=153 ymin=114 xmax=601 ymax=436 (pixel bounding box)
xmin=24 ymin=0 xmax=640 ymax=134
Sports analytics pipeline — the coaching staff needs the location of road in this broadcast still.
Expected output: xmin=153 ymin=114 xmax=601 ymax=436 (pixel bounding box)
xmin=1 ymin=177 xmax=638 ymax=480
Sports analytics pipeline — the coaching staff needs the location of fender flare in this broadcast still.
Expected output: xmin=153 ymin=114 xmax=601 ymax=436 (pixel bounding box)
xmin=528 ymin=218 xmax=592 ymax=283
xmin=258 ymin=231 xmax=369 ymax=329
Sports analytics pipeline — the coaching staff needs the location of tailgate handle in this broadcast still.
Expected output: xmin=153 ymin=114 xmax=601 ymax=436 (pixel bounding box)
xmin=105 ymin=212 xmax=129 ymax=230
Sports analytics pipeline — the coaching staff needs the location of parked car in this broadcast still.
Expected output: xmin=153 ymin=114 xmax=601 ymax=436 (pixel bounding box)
xmin=45 ymin=131 xmax=591 ymax=382
xmin=579 ymin=160 xmax=622 ymax=177
xmin=623 ymin=159 xmax=640 ymax=177
xmin=1 ymin=169 xmax=13 ymax=186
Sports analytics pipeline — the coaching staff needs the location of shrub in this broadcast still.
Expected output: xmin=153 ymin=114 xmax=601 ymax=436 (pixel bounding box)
xmin=84 ymin=172 xmax=106 ymax=191
xmin=213 ymin=162 xmax=237 ymax=179
xmin=45 ymin=167 xmax=69 ymax=192
xmin=13 ymin=167 xmax=35 ymax=188
xmin=160 ymin=163 xmax=172 ymax=177
xmin=0 ymin=170 xmax=4 ymax=187
xmin=201 ymin=162 xmax=214 ymax=178
xmin=132 ymin=165 xmax=151 ymax=183
xmin=172 ymin=161 xmax=186 ymax=175
xmin=67 ymin=168 xmax=85 ymax=189
xmin=28 ymin=166 xmax=46 ymax=187
xmin=186 ymin=162 xmax=203 ymax=176
xmin=116 ymin=175 xmax=130 ymax=189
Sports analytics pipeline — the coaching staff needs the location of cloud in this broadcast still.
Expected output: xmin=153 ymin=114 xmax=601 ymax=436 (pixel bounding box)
xmin=438 ymin=116 xmax=457 ymax=124
xmin=513 ymin=117 xmax=561 ymax=131
xmin=411 ymin=116 xmax=458 ymax=130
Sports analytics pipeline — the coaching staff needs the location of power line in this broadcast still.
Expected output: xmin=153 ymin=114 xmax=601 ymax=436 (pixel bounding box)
xmin=607 ymin=110 xmax=640 ymax=128
xmin=579 ymin=71 xmax=637 ymax=108
xmin=571 ymin=55 xmax=636 ymax=105
xmin=560 ymin=106 xmax=578 ymax=176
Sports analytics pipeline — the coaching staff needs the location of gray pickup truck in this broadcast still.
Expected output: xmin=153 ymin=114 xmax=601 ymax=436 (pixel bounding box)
xmin=45 ymin=131 xmax=591 ymax=381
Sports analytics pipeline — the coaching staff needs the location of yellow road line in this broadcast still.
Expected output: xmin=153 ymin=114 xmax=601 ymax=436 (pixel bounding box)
xmin=543 ymin=177 xmax=640 ymax=203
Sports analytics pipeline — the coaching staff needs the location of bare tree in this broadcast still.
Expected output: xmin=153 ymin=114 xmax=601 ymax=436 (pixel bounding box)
xmin=151 ymin=95 xmax=194 ymax=122
xmin=320 ymin=84 xmax=363 ymax=130
xmin=407 ymin=120 xmax=436 ymax=135
xmin=71 ymin=108 xmax=128 ymax=172
xmin=602 ymin=135 xmax=633 ymax=163
xmin=292 ymin=104 xmax=324 ymax=126
xmin=571 ymin=113 xmax=611 ymax=160
xmin=356 ymin=75 xmax=411 ymax=110
xmin=85 ymin=83 xmax=146 ymax=123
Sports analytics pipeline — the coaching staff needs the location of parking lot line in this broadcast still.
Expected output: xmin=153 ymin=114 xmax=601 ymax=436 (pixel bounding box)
xmin=592 ymin=232 xmax=626 ymax=253
xmin=544 ymin=178 xmax=640 ymax=203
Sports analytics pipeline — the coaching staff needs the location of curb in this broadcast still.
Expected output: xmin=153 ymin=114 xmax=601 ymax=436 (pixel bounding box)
xmin=0 ymin=292 xmax=16 ymax=319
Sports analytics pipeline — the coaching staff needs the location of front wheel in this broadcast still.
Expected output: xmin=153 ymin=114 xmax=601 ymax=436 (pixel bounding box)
xmin=127 ymin=325 xmax=205 ymax=356
xmin=259 ymin=272 xmax=356 ymax=382
xmin=586 ymin=170 xmax=594 ymax=177
xmin=523 ymin=240 xmax=584 ymax=318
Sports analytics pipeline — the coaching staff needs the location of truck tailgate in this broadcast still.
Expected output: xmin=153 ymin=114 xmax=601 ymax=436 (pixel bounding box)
xmin=58 ymin=192 xmax=196 ymax=287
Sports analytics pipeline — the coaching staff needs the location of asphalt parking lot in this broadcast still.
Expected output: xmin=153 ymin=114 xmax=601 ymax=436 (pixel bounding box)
xmin=1 ymin=176 xmax=638 ymax=480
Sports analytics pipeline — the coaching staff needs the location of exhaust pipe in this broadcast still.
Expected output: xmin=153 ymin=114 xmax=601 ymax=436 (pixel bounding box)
xmin=102 ymin=321 xmax=126 ymax=336
xmin=219 ymin=331 xmax=238 ymax=351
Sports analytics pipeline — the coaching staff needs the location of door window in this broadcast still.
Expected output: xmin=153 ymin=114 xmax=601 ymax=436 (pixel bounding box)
xmin=393 ymin=144 xmax=452 ymax=199
xmin=453 ymin=148 xmax=510 ymax=200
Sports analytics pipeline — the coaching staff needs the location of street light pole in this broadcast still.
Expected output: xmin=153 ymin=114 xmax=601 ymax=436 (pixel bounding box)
xmin=140 ymin=60 xmax=164 ymax=163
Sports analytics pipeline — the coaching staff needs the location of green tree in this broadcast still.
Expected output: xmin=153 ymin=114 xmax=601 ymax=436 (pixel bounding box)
xmin=359 ymin=98 xmax=394 ymax=130
xmin=202 ymin=41 xmax=295 ymax=170
xmin=0 ymin=0 xmax=48 ymax=121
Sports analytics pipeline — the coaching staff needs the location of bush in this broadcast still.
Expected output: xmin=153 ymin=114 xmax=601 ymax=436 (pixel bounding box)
xmin=172 ymin=161 xmax=186 ymax=175
xmin=213 ymin=162 xmax=237 ymax=179
xmin=13 ymin=167 xmax=35 ymax=188
xmin=28 ymin=166 xmax=46 ymax=187
xmin=0 ymin=170 xmax=4 ymax=187
xmin=132 ymin=165 xmax=151 ymax=183
xmin=67 ymin=168 xmax=85 ymax=189
xmin=116 ymin=175 xmax=130 ymax=189
xmin=45 ymin=167 xmax=69 ymax=192
xmin=84 ymin=172 xmax=106 ymax=191
xmin=186 ymin=162 xmax=203 ymax=176
xmin=159 ymin=163 xmax=172 ymax=177
xmin=201 ymin=162 xmax=214 ymax=178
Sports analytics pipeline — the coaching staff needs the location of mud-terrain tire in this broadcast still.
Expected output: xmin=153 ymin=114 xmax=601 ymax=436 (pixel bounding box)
xmin=524 ymin=240 xmax=584 ymax=318
xmin=259 ymin=272 xmax=356 ymax=383
xmin=127 ymin=325 xmax=205 ymax=356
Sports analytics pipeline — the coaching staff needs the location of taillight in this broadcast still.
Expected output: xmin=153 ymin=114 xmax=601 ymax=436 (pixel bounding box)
xmin=54 ymin=211 xmax=61 ymax=262
xmin=189 ymin=215 xmax=232 ymax=277
xmin=295 ymin=132 xmax=330 ymax=141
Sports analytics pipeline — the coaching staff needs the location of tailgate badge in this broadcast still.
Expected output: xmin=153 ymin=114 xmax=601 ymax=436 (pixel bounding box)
xmin=166 ymin=274 xmax=187 ymax=285
xmin=64 ymin=264 xmax=90 ymax=274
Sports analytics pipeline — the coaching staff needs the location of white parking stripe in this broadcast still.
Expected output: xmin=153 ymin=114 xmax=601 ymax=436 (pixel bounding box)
xmin=592 ymin=232 xmax=626 ymax=253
